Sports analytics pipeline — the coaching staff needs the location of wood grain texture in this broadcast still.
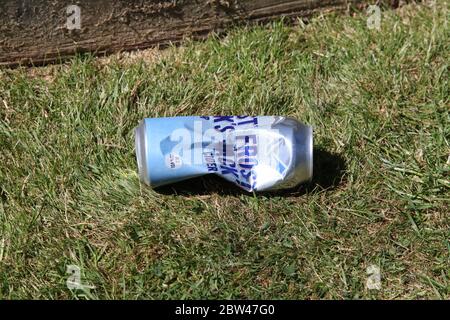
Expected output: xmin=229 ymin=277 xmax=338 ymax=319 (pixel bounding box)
xmin=0 ymin=0 xmax=401 ymax=66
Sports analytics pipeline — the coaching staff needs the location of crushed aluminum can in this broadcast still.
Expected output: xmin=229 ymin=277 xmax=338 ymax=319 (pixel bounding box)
xmin=134 ymin=116 xmax=313 ymax=191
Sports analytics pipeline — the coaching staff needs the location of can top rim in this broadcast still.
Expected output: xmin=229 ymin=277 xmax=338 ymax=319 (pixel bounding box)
xmin=135 ymin=120 xmax=151 ymax=185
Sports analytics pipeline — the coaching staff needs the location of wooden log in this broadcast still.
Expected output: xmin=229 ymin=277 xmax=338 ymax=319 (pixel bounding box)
xmin=0 ymin=0 xmax=401 ymax=67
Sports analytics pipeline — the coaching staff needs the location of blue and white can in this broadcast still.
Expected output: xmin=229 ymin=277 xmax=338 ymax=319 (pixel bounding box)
xmin=134 ymin=116 xmax=313 ymax=191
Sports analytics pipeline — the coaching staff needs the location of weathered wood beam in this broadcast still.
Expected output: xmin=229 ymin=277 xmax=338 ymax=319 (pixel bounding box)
xmin=0 ymin=0 xmax=402 ymax=67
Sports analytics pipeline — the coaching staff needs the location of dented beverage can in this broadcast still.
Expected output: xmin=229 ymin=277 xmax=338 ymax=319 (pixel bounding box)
xmin=134 ymin=116 xmax=313 ymax=192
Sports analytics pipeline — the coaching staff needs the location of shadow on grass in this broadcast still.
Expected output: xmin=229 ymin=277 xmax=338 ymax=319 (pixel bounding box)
xmin=155 ymin=148 xmax=346 ymax=197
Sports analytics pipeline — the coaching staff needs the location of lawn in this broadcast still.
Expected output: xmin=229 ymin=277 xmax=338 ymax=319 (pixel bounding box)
xmin=0 ymin=1 xmax=448 ymax=299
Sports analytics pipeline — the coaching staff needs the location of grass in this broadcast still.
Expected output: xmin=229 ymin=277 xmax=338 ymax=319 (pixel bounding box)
xmin=0 ymin=1 xmax=449 ymax=299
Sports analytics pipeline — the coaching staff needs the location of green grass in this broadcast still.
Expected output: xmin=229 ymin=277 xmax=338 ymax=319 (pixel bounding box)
xmin=0 ymin=1 xmax=449 ymax=299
